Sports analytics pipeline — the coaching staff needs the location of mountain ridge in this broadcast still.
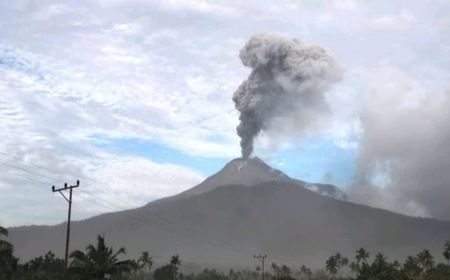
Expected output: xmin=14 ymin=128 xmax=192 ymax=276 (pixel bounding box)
xmin=170 ymin=157 xmax=347 ymax=201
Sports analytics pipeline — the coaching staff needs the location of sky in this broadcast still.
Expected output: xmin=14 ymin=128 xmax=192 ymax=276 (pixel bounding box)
xmin=1 ymin=0 xmax=449 ymax=226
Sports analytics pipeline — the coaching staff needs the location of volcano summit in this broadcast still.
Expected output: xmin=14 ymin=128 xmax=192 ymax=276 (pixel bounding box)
xmin=174 ymin=157 xmax=347 ymax=201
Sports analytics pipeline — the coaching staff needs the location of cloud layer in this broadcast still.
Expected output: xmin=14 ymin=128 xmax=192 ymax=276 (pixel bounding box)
xmin=1 ymin=0 xmax=450 ymax=225
xmin=348 ymin=67 xmax=450 ymax=220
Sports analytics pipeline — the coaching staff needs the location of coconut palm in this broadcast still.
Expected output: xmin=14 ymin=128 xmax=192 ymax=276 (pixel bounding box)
xmin=153 ymin=255 xmax=181 ymax=280
xmin=417 ymin=249 xmax=434 ymax=272
xmin=0 ymin=226 xmax=12 ymax=252
xmin=325 ymin=255 xmax=338 ymax=278
xmin=69 ymin=235 xmax=132 ymax=280
xmin=299 ymin=265 xmax=312 ymax=279
xmin=338 ymin=255 xmax=349 ymax=268
xmin=0 ymin=226 xmax=7 ymax=236
xmin=132 ymin=251 xmax=153 ymax=280
xmin=0 ymin=226 xmax=17 ymax=279
xmin=403 ymin=256 xmax=421 ymax=279
xmin=355 ymin=248 xmax=370 ymax=264
xmin=443 ymin=241 xmax=450 ymax=266
xmin=372 ymin=253 xmax=389 ymax=273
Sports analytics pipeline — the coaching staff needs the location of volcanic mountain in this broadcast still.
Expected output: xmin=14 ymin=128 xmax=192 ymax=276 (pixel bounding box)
xmin=164 ymin=157 xmax=347 ymax=202
xmin=8 ymin=158 xmax=450 ymax=268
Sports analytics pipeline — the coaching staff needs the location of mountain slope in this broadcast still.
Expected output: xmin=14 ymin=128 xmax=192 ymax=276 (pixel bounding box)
xmin=174 ymin=157 xmax=347 ymax=201
xmin=9 ymin=179 xmax=450 ymax=267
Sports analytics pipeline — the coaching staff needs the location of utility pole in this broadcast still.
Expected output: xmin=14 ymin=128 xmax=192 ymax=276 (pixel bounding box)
xmin=254 ymin=254 xmax=267 ymax=280
xmin=52 ymin=180 xmax=79 ymax=269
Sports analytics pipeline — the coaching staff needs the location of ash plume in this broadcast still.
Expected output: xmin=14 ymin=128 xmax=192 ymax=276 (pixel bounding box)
xmin=233 ymin=34 xmax=341 ymax=158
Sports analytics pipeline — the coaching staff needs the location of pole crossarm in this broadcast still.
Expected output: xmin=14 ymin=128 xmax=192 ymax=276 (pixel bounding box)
xmin=52 ymin=181 xmax=79 ymax=193
xmin=254 ymin=254 xmax=268 ymax=280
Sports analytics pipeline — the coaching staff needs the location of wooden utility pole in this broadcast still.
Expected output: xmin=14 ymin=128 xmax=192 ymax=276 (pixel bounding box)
xmin=52 ymin=180 xmax=79 ymax=269
xmin=254 ymin=254 xmax=267 ymax=280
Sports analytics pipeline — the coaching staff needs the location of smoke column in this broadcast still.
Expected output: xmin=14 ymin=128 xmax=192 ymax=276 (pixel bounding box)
xmin=233 ymin=34 xmax=341 ymax=159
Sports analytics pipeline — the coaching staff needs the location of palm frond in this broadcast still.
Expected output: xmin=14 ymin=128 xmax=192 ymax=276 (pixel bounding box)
xmin=0 ymin=240 xmax=13 ymax=252
xmin=70 ymin=250 xmax=91 ymax=265
xmin=0 ymin=226 xmax=8 ymax=237
xmin=112 ymin=247 xmax=126 ymax=259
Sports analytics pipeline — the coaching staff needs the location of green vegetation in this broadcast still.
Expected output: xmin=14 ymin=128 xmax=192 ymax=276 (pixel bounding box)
xmin=0 ymin=227 xmax=449 ymax=280
xmin=0 ymin=226 xmax=17 ymax=279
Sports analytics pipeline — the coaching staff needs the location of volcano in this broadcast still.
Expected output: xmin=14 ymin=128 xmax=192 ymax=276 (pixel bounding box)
xmin=167 ymin=157 xmax=347 ymax=201
xmin=8 ymin=158 xmax=450 ymax=268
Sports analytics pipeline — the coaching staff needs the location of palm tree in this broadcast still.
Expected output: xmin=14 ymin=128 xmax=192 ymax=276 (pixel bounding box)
xmin=443 ymin=241 xmax=450 ymax=266
xmin=0 ymin=226 xmax=7 ymax=236
xmin=339 ymin=255 xmax=349 ymax=268
xmin=372 ymin=253 xmax=388 ymax=272
xmin=0 ymin=226 xmax=17 ymax=279
xmin=417 ymin=249 xmax=434 ymax=272
xmin=355 ymin=248 xmax=370 ymax=264
xmin=153 ymin=255 xmax=181 ymax=280
xmin=138 ymin=251 xmax=153 ymax=280
xmin=170 ymin=255 xmax=180 ymax=267
xmin=349 ymin=248 xmax=366 ymax=273
xmin=299 ymin=265 xmax=312 ymax=279
xmin=350 ymin=248 xmax=370 ymax=273
xmin=326 ymin=255 xmax=338 ymax=278
xmin=403 ymin=256 xmax=421 ymax=279
xmin=0 ymin=226 xmax=12 ymax=253
xmin=69 ymin=235 xmax=132 ymax=280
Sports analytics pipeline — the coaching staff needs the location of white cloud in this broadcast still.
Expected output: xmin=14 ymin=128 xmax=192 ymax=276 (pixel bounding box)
xmin=370 ymin=10 xmax=417 ymax=31
xmin=0 ymin=0 xmax=450 ymax=226
xmin=0 ymin=149 xmax=204 ymax=226
xmin=74 ymin=155 xmax=204 ymax=217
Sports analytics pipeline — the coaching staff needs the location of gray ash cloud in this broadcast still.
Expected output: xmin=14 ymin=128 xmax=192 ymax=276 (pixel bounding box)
xmin=233 ymin=34 xmax=341 ymax=158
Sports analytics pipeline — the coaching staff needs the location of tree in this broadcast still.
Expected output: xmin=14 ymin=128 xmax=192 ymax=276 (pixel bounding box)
xmin=0 ymin=226 xmax=17 ymax=280
xmin=326 ymin=252 xmax=348 ymax=278
xmin=129 ymin=251 xmax=154 ymax=279
xmin=351 ymin=248 xmax=370 ymax=274
xmin=364 ymin=253 xmax=403 ymax=280
xmin=443 ymin=241 xmax=450 ymax=266
xmin=299 ymin=265 xmax=312 ymax=279
xmin=271 ymin=263 xmax=294 ymax=280
xmin=417 ymin=249 xmax=435 ymax=272
xmin=153 ymin=255 xmax=181 ymax=280
xmin=18 ymin=251 xmax=65 ymax=280
xmin=355 ymin=248 xmax=369 ymax=265
xmin=138 ymin=251 xmax=153 ymax=279
xmin=194 ymin=269 xmax=228 ymax=280
xmin=326 ymin=255 xmax=338 ymax=278
xmin=403 ymin=256 xmax=421 ymax=279
xmin=69 ymin=235 xmax=132 ymax=280
xmin=0 ymin=226 xmax=13 ymax=254
xmin=372 ymin=253 xmax=388 ymax=271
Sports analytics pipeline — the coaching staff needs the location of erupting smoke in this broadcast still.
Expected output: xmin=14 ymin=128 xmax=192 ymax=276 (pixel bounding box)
xmin=233 ymin=34 xmax=341 ymax=158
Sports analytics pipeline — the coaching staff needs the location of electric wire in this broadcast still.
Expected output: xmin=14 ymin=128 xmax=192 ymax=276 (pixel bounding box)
xmin=0 ymin=155 xmax=246 ymax=254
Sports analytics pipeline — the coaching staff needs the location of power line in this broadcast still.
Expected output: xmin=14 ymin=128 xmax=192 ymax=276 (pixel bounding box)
xmin=0 ymin=158 xmax=234 ymax=251
xmin=0 ymin=151 xmax=64 ymax=176
xmin=0 ymin=160 xmax=64 ymax=184
xmin=79 ymin=185 xmax=245 ymax=253
xmin=0 ymin=167 xmax=247 ymax=256
xmin=0 ymin=166 xmax=52 ymax=186
xmin=77 ymin=189 xmax=242 ymax=254
xmin=0 ymin=144 xmax=259 ymax=258
xmin=0 ymin=151 xmax=249 ymax=255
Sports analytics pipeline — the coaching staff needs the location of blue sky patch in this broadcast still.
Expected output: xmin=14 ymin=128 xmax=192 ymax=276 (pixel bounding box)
xmin=93 ymin=135 xmax=357 ymax=188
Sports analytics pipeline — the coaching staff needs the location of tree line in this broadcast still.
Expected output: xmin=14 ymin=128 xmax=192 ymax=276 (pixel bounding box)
xmin=1 ymin=225 xmax=450 ymax=280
